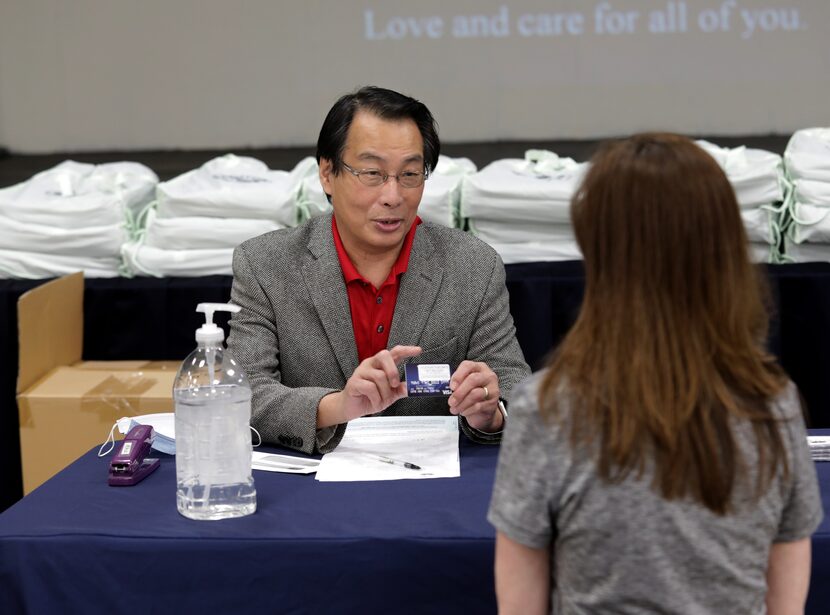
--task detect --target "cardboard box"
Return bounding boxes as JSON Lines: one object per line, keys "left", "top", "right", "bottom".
{"left": 17, "top": 273, "right": 178, "bottom": 494}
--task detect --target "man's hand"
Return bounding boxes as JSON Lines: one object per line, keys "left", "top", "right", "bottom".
{"left": 317, "top": 345, "right": 422, "bottom": 428}
{"left": 448, "top": 360, "right": 503, "bottom": 433}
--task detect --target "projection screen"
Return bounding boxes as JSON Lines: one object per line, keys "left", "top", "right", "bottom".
{"left": 0, "top": 0, "right": 827, "bottom": 152}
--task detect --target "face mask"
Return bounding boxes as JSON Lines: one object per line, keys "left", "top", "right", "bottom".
{"left": 98, "top": 413, "right": 176, "bottom": 457}
{"left": 97, "top": 413, "right": 261, "bottom": 457}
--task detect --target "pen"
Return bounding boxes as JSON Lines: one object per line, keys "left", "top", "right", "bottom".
{"left": 367, "top": 454, "right": 421, "bottom": 470}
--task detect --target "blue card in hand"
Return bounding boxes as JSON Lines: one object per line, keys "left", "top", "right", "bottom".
{"left": 405, "top": 363, "right": 452, "bottom": 397}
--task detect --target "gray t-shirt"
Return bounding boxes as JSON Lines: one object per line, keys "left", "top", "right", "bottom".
{"left": 488, "top": 372, "right": 823, "bottom": 615}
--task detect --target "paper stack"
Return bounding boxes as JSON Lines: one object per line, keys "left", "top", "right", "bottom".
{"left": 807, "top": 435, "right": 830, "bottom": 461}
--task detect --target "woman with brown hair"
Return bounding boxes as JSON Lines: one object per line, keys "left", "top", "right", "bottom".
{"left": 488, "top": 133, "right": 822, "bottom": 614}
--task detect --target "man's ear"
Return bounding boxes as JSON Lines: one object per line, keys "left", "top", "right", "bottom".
{"left": 319, "top": 158, "right": 334, "bottom": 198}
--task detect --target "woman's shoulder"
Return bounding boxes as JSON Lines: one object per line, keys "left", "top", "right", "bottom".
{"left": 769, "top": 379, "right": 804, "bottom": 422}
{"left": 506, "top": 371, "right": 547, "bottom": 412}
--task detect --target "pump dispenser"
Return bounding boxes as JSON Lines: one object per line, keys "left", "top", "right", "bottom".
{"left": 173, "top": 302, "right": 256, "bottom": 520}
{"left": 195, "top": 302, "right": 234, "bottom": 344}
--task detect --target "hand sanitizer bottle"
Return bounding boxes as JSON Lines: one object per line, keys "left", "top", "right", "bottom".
{"left": 174, "top": 303, "right": 256, "bottom": 520}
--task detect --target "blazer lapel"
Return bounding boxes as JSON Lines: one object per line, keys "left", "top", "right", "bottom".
{"left": 388, "top": 227, "right": 444, "bottom": 350}
{"left": 301, "top": 215, "right": 359, "bottom": 380}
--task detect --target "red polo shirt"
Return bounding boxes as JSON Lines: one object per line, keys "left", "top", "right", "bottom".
{"left": 332, "top": 216, "right": 421, "bottom": 362}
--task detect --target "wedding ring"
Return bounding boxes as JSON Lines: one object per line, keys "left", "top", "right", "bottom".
{"left": 482, "top": 385, "right": 490, "bottom": 401}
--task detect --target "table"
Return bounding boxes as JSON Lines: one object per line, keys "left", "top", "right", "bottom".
{"left": 4, "top": 262, "right": 830, "bottom": 514}
{"left": 0, "top": 439, "right": 499, "bottom": 615}
{"left": 1, "top": 434, "right": 829, "bottom": 614}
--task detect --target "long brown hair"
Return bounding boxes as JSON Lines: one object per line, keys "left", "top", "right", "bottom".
{"left": 540, "top": 133, "right": 788, "bottom": 514}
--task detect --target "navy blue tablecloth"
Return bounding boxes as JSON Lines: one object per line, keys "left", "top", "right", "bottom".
{"left": 0, "top": 438, "right": 499, "bottom": 615}
{"left": 1, "top": 433, "right": 828, "bottom": 614}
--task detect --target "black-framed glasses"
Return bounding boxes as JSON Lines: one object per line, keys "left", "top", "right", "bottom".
{"left": 341, "top": 162, "right": 428, "bottom": 188}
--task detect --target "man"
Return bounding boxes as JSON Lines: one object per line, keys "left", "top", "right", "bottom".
{"left": 228, "top": 86, "right": 530, "bottom": 454}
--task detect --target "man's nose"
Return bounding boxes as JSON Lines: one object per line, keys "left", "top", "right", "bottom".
{"left": 379, "top": 175, "right": 404, "bottom": 207}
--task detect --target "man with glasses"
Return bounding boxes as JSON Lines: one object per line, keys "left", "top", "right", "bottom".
{"left": 228, "top": 86, "right": 530, "bottom": 454}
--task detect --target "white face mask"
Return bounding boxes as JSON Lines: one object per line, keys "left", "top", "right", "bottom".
{"left": 97, "top": 413, "right": 261, "bottom": 457}
{"left": 98, "top": 413, "right": 176, "bottom": 457}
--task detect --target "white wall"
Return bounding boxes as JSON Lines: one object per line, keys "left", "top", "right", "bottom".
{"left": 1, "top": 0, "right": 828, "bottom": 153}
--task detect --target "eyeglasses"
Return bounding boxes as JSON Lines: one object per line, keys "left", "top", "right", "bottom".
{"left": 341, "top": 162, "right": 428, "bottom": 189}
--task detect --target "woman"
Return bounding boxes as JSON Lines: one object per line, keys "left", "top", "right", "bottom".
{"left": 488, "top": 133, "right": 822, "bottom": 614}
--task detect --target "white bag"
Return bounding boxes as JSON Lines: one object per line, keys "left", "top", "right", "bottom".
{"left": 784, "top": 127, "right": 830, "bottom": 182}
{"left": 0, "top": 248, "right": 121, "bottom": 279}
{"left": 297, "top": 175, "right": 332, "bottom": 222}
{"left": 696, "top": 141, "right": 786, "bottom": 208}
{"left": 141, "top": 209, "right": 282, "bottom": 250}
{"left": 155, "top": 155, "right": 317, "bottom": 225}
{"left": 791, "top": 179, "right": 830, "bottom": 208}
{"left": 486, "top": 240, "right": 583, "bottom": 264}
{"left": 121, "top": 241, "right": 233, "bottom": 277}
{"left": 469, "top": 218, "right": 576, "bottom": 245}
{"left": 488, "top": 238, "right": 771, "bottom": 265}
{"left": 783, "top": 236, "right": 830, "bottom": 263}
{"left": 740, "top": 207, "right": 780, "bottom": 245}
{"left": 419, "top": 156, "right": 476, "bottom": 228}
{"left": 0, "top": 160, "right": 157, "bottom": 229}
{"left": 461, "top": 153, "right": 588, "bottom": 225}
{"left": 0, "top": 214, "right": 127, "bottom": 257}
{"left": 787, "top": 203, "right": 830, "bottom": 244}
{"left": 748, "top": 242, "right": 775, "bottom": 264}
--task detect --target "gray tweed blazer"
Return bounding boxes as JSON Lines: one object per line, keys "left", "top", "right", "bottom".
{"left": 228, "top": 213, "right": 530, "bottom": 454}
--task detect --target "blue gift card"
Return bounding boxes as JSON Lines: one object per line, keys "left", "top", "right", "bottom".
{"left": 405, "top": 363, "right": 452, "bottom": 397}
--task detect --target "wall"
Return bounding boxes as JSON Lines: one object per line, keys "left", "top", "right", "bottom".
{"left": 0, "top": 0, "right": 828, "bottom": 153}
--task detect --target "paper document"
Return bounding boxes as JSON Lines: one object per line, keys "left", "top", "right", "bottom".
{"left": 315, "top": 416, "right": 459, "bottom": 482}
{"left": 252, "top": 452, "right": 320, "bottom": 474}
{"left": 807, "top": 436, "right": 830, "bottom": 461}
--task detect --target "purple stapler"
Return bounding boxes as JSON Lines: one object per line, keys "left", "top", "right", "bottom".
{"left": 108, "top": 424, "right": 160, "bottom": 486}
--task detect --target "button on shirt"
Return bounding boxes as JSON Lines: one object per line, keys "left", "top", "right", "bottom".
{"left": 332, "top": 216, "right": 422, "bottom": 362}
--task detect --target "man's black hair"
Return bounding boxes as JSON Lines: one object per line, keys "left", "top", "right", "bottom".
{"left": 316, "top": 86, "right": 440, "bottom": 176}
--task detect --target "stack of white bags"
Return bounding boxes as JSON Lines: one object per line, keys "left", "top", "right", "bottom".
{"left": 695, "top": 141, "right": 788, "bottom": 263}
{"left": 461, "top": 144, "right": 786, "bottom": 265}
{"left": 461, "top": 150, "right": 587, "bottom": 263}
{"left": 0, "top": 161, "right": 157, "bottom": 278}
{"left": 122, "top": 155, "right": 317, "bottom": 276}
{"left": 0, "top": 134, "right": 815, "bottom": 279}
{"left": 297, "top": 155, "right": 476, "bottom": 228}
{"left": 782, "top": 128, "right": 830, "bottom": 262}
{"left": 421, "top": 155, "right": 477, "bottom": 228}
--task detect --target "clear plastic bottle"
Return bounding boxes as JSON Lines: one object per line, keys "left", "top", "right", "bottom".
{"left": 174, "top": 303, "right": 256, "bottom": 520}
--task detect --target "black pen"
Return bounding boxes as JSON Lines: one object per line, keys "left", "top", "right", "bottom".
{"left": 366, "top": 454, "right": 421, "bottom": 470}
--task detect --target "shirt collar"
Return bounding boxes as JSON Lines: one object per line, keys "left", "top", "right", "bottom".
{"left": 332, "top": 215, "right": 422, "bottom": 286}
